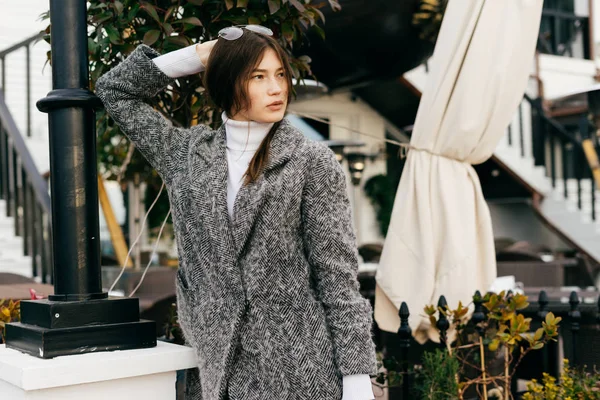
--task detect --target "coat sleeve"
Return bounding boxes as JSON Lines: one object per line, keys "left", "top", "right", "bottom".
{"left": 95, "top": 44, "right": 195, "bottom": 182}
{"left": 301, "top": 145, "right": 378, "bottom": 377}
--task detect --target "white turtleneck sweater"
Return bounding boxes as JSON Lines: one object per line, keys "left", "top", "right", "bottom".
{"left": 221, "top": 112, "right": 273, "bottom": 217}
{"left": 152, "top": 45, "right": 374, "bottom": 400}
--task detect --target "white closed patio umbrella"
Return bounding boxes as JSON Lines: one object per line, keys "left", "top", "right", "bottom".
{"left": 374, "top": 0, "right": 543, "bottom": 342}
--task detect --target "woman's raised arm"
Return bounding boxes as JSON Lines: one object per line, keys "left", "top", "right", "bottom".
{"left": 95, "top": 42, "right": 213, "bottom": 182}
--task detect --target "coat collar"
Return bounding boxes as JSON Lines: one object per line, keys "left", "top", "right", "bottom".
{"left": 191, "top": 117, "right": 305, "bottom": 262}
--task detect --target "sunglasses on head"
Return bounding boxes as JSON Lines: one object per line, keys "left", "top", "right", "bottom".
{"left": 217, "top": 25, "right": 274, "bottom": 41}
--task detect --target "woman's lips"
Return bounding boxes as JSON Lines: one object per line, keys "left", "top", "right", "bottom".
{"left": 267, "top": 101, "right": 284, "bottom": 111}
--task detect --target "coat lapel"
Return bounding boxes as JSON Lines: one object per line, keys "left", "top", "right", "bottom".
{"left": 231, "top": 118, "right": 304, "bottom": 261}
{"left": 189, "top": 125, "right": 236, "bottom": 263}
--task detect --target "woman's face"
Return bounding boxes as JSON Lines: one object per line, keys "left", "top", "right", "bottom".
{"left": 231, "top": 48, "right": 288, "bottom": 123}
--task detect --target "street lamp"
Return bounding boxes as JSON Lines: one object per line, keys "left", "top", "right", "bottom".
{"left": 323, "top": 139, "right": 366, "bottom": 163}
{"left": 5, "top": 0, "right": 155, "bottom": 359}
{"left": 346, "top": 152, "right": 367, "bottom": 185}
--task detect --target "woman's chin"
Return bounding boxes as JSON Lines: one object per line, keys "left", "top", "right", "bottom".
{"left": 255, "top": 110, "right": 286, "bottom": 123}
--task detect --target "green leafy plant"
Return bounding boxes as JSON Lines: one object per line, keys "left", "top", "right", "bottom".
{"left": 415, "top": 349, "right": 461, "bottom": 400}
{"left": 363, "top": 174, "right": 395, "bottom": 236}
{"left": 0, "top": 299, "right": 21, "bottom": 344}
{"left": 523, "top": 359, "right": 600, "bottom": 399}
{"left": 428, "top": 292, "right": 561, "bottom": 399}
{"left": 42, "top": 0, "right": 340, "bottom": 228}
{"left": 374, "top": 292, "right": 562, "bottom": 400}
{"left": 412, "top": 0, "right": 448, "bottom": 43}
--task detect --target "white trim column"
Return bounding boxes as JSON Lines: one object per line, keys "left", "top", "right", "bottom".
{"left": 0, "top": 341, "right": 196, "bottom": 399}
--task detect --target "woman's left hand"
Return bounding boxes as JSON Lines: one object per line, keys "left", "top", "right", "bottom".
{"left": 195, "top": 39, "right": 217, "bottom": 66}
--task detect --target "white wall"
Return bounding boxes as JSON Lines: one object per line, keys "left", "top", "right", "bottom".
{"left": 289, "top": 93, "right": 389, "bottom": 246}
{"left": 538, "top": 54, "right": 598, "bottom": 100}
{"left": 488, "top": 200, "right": 569, "bottom": 250}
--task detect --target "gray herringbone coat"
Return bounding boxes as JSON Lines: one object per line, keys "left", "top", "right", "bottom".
{"left": 96, "top": 45, "right": 377, "bottom": 400}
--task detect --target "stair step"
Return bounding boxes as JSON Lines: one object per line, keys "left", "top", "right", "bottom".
{"left": 0, "top": 217, "right": 14, "bottom": 231}
{"left": 0, "top": 235, "right": 24, "bottom": 247}
{"left": 0, "top": 257, "right": 33, "bottom": 279}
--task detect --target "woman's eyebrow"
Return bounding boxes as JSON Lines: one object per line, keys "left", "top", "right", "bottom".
{"left": 252, "top": 67, "right": 285, "bottom": 73}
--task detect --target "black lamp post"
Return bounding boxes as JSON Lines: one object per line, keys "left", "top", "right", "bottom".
{"left": 5, "top": 0, "right": 155, "bottom": 359}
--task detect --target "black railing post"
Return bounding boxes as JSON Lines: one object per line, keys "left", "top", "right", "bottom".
{"left": 552, "top": 15, "right": 561, "bottom": 54}
{"left": 568, "top": 291, "right": 581, "bottom": 366}
{"left": 531, "top": 97, "right": 546, "bottom": 166}
{"left": 13, "top": 151, "right": 21, "bottom": 237}
{"left": 29, "top": 186, "right": 38, "bottom": 279}
{"left": 25, "top": 44, "right": 31, "bottom": 138}
{"left": 398, "top": 302, "right": 412, "bottom": 400}
{"left": 518, "top": 104, "right": 525, "bottom": 157}
{"left": 0, "top": 56, "right": 4, "bottom": 95}
{"left": 537, "top": 291, "right": 552, "bottom": 375}
{"left": 436, "top": 295, "right": 450, "bottom": 349}
{"left": 550, "top": 133, "right": 557, "bottom": 188}
{"left": 472, "top": 291, "right": 485, "bottom": 328}
{"left": 0, "top": 127, "right": 5, "bottom": 200}
{"left": 596, "top": 295, "right": 600, "bottom": 325}
{"left": 561, "top": 141, "right": 568, "bottom": 199}
{"left": 4, "top": 0, "right": 155, "bottom": 359}
{"left": 21, "top": 167, "right": 29, "bottom": 256}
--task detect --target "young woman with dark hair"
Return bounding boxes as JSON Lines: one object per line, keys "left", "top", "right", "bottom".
{"left": 96, "top": 25, "right": 376, "bottom": 400}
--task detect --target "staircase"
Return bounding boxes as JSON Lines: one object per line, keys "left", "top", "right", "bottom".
{"left": 0, "top": 33, "right": 53, "bottom": 283}
{"left": 0, "top": 199, "right": 33, "bottom": 277}
{"left": 494, "top": 94, "right": 600, "bottom": 264}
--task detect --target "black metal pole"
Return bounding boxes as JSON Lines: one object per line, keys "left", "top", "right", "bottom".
{"left": 37, "top": 0, "right": 105, "bottom": 300}
{"left": 5, "top": 0, "right": 155, "bottom": 359}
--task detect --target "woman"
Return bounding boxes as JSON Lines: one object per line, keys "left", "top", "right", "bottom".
{"left": 96, "top": 25, "right": 377, "bottom": 400}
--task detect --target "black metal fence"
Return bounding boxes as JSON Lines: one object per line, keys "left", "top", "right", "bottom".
{"left": 538, "top": 7, "right": 592, "bottom": 60}
{"left": 378, "top": 289, "right": 600, "bottom": 399}
{"left": 0, "top": 33, "right": 53, "bottom": 283}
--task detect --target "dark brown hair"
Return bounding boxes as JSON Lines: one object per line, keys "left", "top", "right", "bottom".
{"left": 203, "top": 29, "right": 293, "bottom": 184}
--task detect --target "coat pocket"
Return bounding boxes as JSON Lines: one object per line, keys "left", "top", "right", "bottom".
{"left": 175, "top": 268, "right": 197, "bottom": 346}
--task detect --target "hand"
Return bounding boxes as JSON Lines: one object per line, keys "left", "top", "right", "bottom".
{"left": 195, "top": 39, "right": 217, "bottom": 67}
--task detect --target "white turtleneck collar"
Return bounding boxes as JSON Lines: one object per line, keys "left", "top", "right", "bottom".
{"left": 222, "top": 111, "right": 274, "bottom": 151}
{"left": 221, "top": 112, "right": 275, "bottom": 218}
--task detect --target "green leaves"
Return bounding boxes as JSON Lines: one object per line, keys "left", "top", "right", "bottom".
{"left": 143, "top": 30, "right": 161, "bottom": 46}
{"left": 104, "top": 25, "right": 123, "bottom": 45}
{"left": 328, "top": 0, "right": 341, "bottom": 12}
{"left": 268, "top": 0, "right": 281, "bottom": 14}
{"left": 173, "top": 17, "right": 203, "bottom": 27}
{"left": 112, "top": 1, "right": 124, "bottom": 15}
{"left": 140, "top": 2, "right": 160, "bottom": 23}
{"left": 288, "top": 0, "right": 305, "bottom": 12}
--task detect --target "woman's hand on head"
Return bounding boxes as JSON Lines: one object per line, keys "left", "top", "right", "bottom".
{"left": 195, "top": 40, "right": 217, "bottom": 67}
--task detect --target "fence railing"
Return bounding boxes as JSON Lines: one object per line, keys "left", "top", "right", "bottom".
{"left": 0, "top": 32, "right": 53, "bottom": 283}
{"left": 0, "top": 32, "right": 44, "bottom": 138}
{"left": 521, "top": 94, "right": 597, "bottom": 224}
{"left": 538, "top": 8, "right": 592, "bottom": 60}
{"left": 381, "top": 289, "right": 600, "bottom": 399}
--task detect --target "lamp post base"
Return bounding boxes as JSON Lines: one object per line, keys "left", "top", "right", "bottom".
{"left": 5, "top": 298, "right": 156, "bottom": 359}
